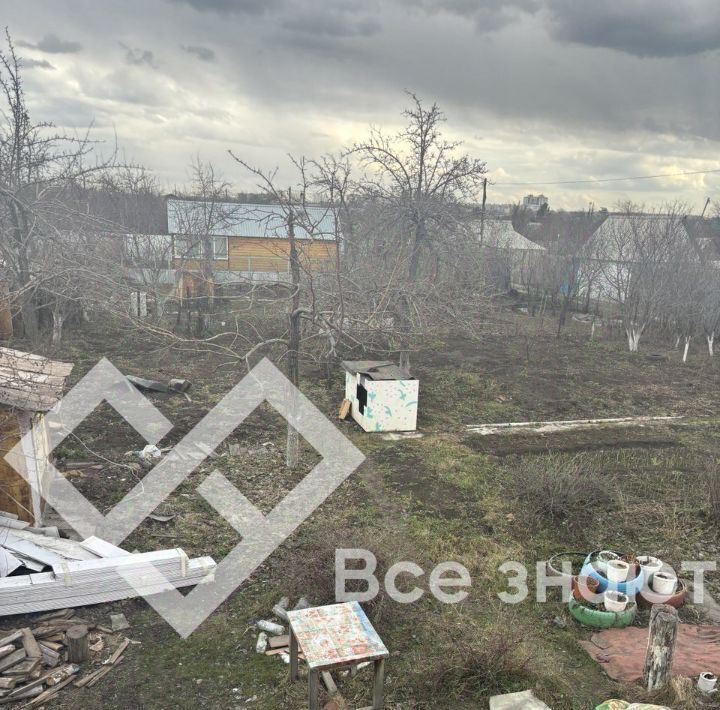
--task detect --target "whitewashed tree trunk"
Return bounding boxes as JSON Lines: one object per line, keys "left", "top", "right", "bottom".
{"left": 626, "top": 327, "right": 641, "bottom": 352}
{"left": 590, "top": 321, "right": 596, "bottom": 340}
{"left": 682, "top": 336, "right": 691, "bottom": 363}
{"left": 52, "top": 309, "right": 64, "bottom": 345}
{"left": 674, "top": 335, "right": 681, "bottom": 349}
{"left": 286, "top": 424, "right": 299, "bottom": 469}
{"left": 707, "top": 333, "right": 715, "bottom": 357}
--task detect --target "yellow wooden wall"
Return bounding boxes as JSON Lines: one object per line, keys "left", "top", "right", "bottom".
{"left": 0, "top": 411, "right": 32, "bottom": 523}
{"left": 173, "top": 238, "right": 337, "bottom": 273}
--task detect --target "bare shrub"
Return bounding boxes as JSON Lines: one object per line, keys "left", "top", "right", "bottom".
{"left": 411, "top": 613, "right": 533, "bottom": 699}
{"left": 512, "top": 454, "right": 613, "bottom": 522}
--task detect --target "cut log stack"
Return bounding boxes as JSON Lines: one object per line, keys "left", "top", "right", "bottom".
{"left": 0, "top": 611, "right": 129, "bottom": 704}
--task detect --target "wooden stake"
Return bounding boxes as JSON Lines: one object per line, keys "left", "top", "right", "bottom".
{"left": 643, "top": 604, "right": 678, "bottom": 691}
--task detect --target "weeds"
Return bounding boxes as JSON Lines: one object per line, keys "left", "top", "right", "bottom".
{"left": 512, "top": 453, "right": 614, "bottom": 523}
{"left": 411, "top": 613, "right": 533, "bottom": 700}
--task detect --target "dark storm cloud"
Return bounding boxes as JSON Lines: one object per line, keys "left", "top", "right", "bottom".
{"left": 18, "top": 33, "right": 82, "bottom": 53}
{"left": 182, "top": 45, "right": 216, "bottom": 61}
{"left": 120, "top": 43, "right": 158, "bottom": 68}
{"left": 21, "top": 57, "right": 55, "bottom": 70}
{"left": 168, "top": 0, "right": 284, "bottom": 15}
{"left": 281, "top": 14, "right": 381, "bottom": 38}
{"left": 401, "top": 0, "right": 540, "bottom": 31}
{"left": 544, "top": 0, "right": 720, "bottom": 58}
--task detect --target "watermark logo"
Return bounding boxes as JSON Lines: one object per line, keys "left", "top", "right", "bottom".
{"left": 5, "top": 357, "right": 365, "bottom": 637}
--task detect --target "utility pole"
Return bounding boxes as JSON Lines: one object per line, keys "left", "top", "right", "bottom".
{"left": 480, "top": 177, "right": 487, "bottom": 245}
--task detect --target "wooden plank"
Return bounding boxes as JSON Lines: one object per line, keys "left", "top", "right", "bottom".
{"left": 20, "top": 629, "right": 41, "bottom": 660}
{"left": 0, "top": 633, "right": 21, "bottom": 648}
{"left": 0, "top": 348, "right": 73, "bottom": 377}
{"left": 3, "top": 657, "right": 41, "bottom": 677}
{"left": 0, "top": 650, "right": 26, "bottom": 674}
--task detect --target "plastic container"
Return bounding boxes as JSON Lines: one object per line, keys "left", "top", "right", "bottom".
{"left": 638, "top": 579, "right": 687, "bottom": 609}
{"left": 652, "top": 571, "right": 677, "bottom": 596}
{"left": 698, "top": 672, "right": 717, "bottom": 694}
{"left": 604, "top": 590, "right": 629, "bottom": 612}
{"left": 595, "top": 550, "right": 620, "bottom": 575}
{"left": 581, "top": 553, "right": 645, "bottom": 596}
{"left": 606, "top": 559, "right": 630, "bottom": 583}
{"left": 637, "top": 555, "right": 663, "bottom": 584}
{"left": 572, "top": 575, "right": 601, "bottom": 602}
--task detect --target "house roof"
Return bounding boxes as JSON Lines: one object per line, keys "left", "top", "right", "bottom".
{"left": 683, "top": 216, "right": 720, "bottom": 262}
{"left": 586, "top": 213, "right": 692, "bottom": 262}
{"left": 341, "top": 361, "right": 414, "bottom": 381}
{"left": 167, "top": 199, "right": 338, "bottom": 241}
{"left": 477, "top": 219, "right": 545, "bottom": 251}
{"left": 0, "top": 348, "right": 73, "bottom": 412}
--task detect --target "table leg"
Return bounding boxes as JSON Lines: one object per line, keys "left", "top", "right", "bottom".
{"left": 289, "top": 629, "right": 299, "bottom": 683}
{"left": 372, "top": 658, "right": 385, "bottom": 709}
{"left": 308, "top": 669, "right": 320, "bottom": 710}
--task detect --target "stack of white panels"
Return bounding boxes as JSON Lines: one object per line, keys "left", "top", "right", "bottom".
{"left": 0, "top": 549, "right": 216, "bottom": 616}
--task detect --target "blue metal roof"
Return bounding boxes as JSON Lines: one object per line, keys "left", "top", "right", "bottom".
{"left": 167, "top": 198, "right": 338, "bottom": 241}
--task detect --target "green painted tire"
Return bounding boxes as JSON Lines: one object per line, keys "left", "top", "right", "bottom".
{"left": 568, "top": 598, "right": 637, "bottom": 629}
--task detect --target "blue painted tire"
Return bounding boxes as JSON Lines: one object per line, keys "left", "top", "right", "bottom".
{"left": 581, "top": 552, "right": 645, "bottom": 596}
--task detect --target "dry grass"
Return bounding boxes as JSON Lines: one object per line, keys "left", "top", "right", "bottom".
{"left": 703, "top": 461, "right": 720, "bottom": 524}
{"left": 511, "top": 453, "right": 614, "bottom": 523}
{"left": 409, "top": 612, "right": 534, "bottom": 701}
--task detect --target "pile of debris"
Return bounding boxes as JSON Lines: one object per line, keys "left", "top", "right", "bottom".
{"left": 0, "top": 609, "right": 130, "bottom": 704}
{"left": 0, "top": 514, "right": 216, "bottom": 615}
{"left": 254, "top": 596, "right": 311, "bottom": 664}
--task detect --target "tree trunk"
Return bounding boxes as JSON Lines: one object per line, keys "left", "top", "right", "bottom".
{"left": 683, "top": 336, "right": 691, "bottom": 363}
{"left": 66, "top": 625, "right": 89, "bottom": 664}
{"left": 286, "top": 207, "right": 301, "bottom": 470}
{"left": 21, "top": 297, "right": 39, "bottom": 341}
{"left": 626, "top": 326, "right": 641, "bottom": 352}
{"left": 643, "top": 604, "right": 678, "bottom": 691}
{"left": 708, "top": 333, "right": 715, "bottom": 357}
{"left": 51, "top": 308, "right": 64, "bottom": 345}
{"left": 399, "top": 350, "right": 411, "bottom": 373}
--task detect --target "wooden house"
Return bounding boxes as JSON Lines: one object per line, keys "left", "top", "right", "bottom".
{"left": 0, "top": 348, "right": 73, "bottom": 525}
{"left": 167, "top": 198, "right": 339, "bottom": 294}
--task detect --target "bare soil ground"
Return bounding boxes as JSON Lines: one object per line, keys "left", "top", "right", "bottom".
{"left": 2, "top": 313, "right": 720, "bottom": 709}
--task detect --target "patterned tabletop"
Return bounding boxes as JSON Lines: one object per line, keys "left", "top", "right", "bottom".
{"left": 287, "top": 601, "right": 389, "bottom": 670}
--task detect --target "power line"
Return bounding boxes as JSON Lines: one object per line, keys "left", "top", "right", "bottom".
{"left": 493, "top": 167, "right": 720, "bottom": 187}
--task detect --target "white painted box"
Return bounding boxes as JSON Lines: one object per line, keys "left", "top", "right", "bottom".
{"left": 342, "top": 361, "right": 419, "bottom": 432}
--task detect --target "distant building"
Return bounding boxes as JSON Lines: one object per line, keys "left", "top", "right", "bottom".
{"left": 484, "top": 203, "right": 514, "bottom": 218}
{"left": 522, "top": 194, "right": 549, "bottom": 213}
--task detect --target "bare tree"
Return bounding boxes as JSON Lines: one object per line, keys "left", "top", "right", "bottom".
{"left": 0, "top": 31, "right": 114, "bottom": 340}
{"left": 349, "top": 92, "right": 487, "bottom": 370}
{"left": 594, "top": 204, "right": 686, "bottom": 353}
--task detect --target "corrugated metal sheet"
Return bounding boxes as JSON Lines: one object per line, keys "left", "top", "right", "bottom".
{"left": 167, "top": 199, "right": 338, "bottom": 241}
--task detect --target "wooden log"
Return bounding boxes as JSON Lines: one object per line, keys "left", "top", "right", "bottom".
{"left": 643, "top": 604, "right": 679, "bottom": 691}
{"left": 20, "top": 628, "right": 41, "bottom": 659}
{"left": 66, "top": 625, "right": 89, "bottom": 664}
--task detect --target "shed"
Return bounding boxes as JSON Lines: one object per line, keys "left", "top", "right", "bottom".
{"left": 0, "top": 347, "right": 73, "bottom": 526}
{"left": 341, "top": 361, "right": 418, "bottom": 432}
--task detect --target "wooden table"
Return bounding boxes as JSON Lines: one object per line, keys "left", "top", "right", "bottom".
{"left": 287, "top": 601, "right": 389, "bottom": 710}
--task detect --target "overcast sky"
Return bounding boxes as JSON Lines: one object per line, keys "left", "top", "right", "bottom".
{"left": 6, "top": 0, "right": 720, "bottom": 211}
